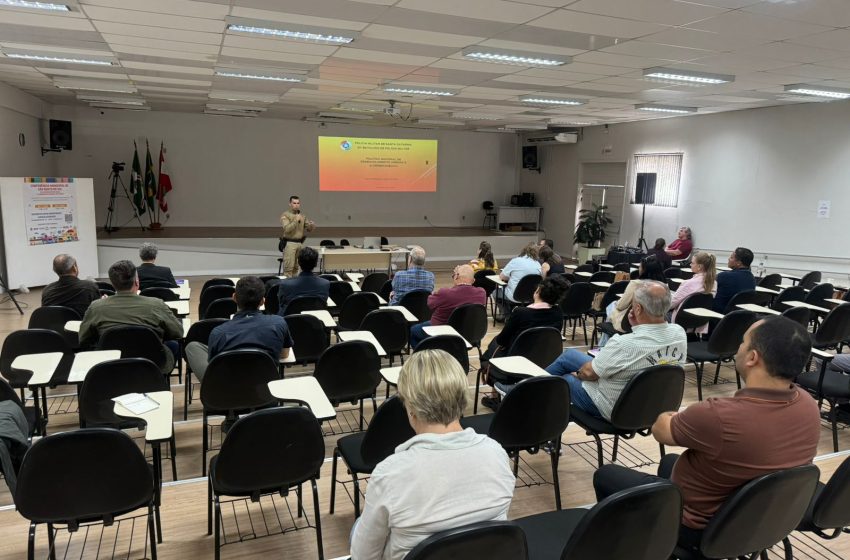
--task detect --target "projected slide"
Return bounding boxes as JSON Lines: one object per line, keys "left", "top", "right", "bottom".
{"left": 318, "top": 136, "right": 438, "bottom": 192}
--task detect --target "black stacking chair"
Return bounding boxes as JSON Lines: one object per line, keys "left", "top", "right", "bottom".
{"left": 448, "top": 303, "right": 488, "bottom": 360}
{"left": 340, "top": 239, "right": 350, "bottom": 246}
{"left": 338, "top": 292, "right": 380, "bottom": 331}
{"left": 182, "top": 318, "right": 228, "bottom": 420}
{"left": 674, "top": 292, "right": 715, "bottom": 334}
{"left": 199, "top": 349, "right": 280, "bottom": 476}
{"left": 319, "top": 274, "right": 339, "bottom": 281}
{"left": 414, "top": 334, "right": 470, "bottom": 372}
{"left": 758, "top": 273, "right": 782, "bottom": 290}
{"left": 611, "top": 263, "right": 631, "bottom": 273}
{"left": 568, "top": 264, "right": 593, "bottom": 283}
{"left": 570, "top": 365, "right": 685, "bottom": 468}
{"left": 406, "top": 521, "right": 528, "bottom": 560}
{"left": 772, "top": 285, "right": 808, "bottom": 312}
{"left": 806, "top": 283, "right": 835, "bottom": 318}
{"left": 329, "top": 396, "right": 415, "bottom": 517}
{"left": 515, "top": 482, "right": 682, "bottom": 560}
{"left": 199, "top": 285, "right": 235, "bottom": 319}
{"left": 588, "top": 281, "right": 629, "bottom": 346}
{"left": 96, "top": 280, "right": 115, "bottom": 292}
{"left": 361, "top": 272, "right": 389, "bottom": 294}
{"left": 259, "top": 275, "right": 280, "bottom": 286}
{"left": 399, "top": 290, "right": 432, "bottom": 322}
{"left": 589, "top": 271, "right": 615, "bottom": 284}
{"left": 208, "top": 408, "right": 325, "bottom": 560}
{"left": 781, "top": 305, "right": 810, "bottom": 328}
{"left": 15, "top": 429, "right": 157, "bottom": 560}
{"left": 800, "top": 271, "right": 822, "bottom": 290}
{"left": 664, "top": 267, "right": 682, "bottom": 279}
{"left": 264, "top": 282, "right": 281, "bottom": 316}
{"left": 811, "top": 302, "right": 850, "bottom": 351}
{"left": 319, "top": 239, "right": 335, "bottom": 247}
{"left": 284, "top": 314, "right": 330, "bottom": 367}
{"left": 501, "top": 274, "right": 541, "bottom": 319}
{"left": 284, "top": 295, "right": 327, "bottom": 316}
{"left": 201, "top": 278, "right": 234, "bottom": 293}
{"left": 99, "top": 325, "right": 170, "bottom": 377}
{"left": 379, "top": 280, "right": 393, "bottom": 302}
{"left": 687, "top": 310, "right": 758, "bottom": 401}
{"left": 673, "top": 464, "right": 819, "bottom": 560}
{"left": 140, "top": 287, "right": 179, "bottom": 302}
{"left": 724, "top": 289, "right": 760, "bottom": 314}
{"left": 28, "top": 305, "right": 80, "bottom": 350}
{"left": 328, "top": 281, "right": 354, "bottom": 311}
{"left": 360, "top": 308, "right": 409, "bottom": 365}
{"left": 0, "top": 376, "right": 40, "bottom": 438}
{"left": 461, "top": 376, "right": 570, "bottom": 509}
{"left": 473, "top": 270, "right": 499, "bottom": 321}
{"left": 313, "top": 341, "right": 381, "bottom": 431}
{"left": 204, "top": 298, "right": 237, "bottom": 320}
{"left": 560, "top": 282, "right": 594, "bottom": 344}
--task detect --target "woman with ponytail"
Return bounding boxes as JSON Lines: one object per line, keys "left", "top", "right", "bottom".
{"left": 670, "top": 251, "right": 718, "bottom": 333}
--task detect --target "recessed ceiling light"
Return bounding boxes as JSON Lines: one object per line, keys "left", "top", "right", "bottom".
{"left": 452, "top": 112, "right": 503, "bottom": 120}
{"left": 214, "top": 70, "right": 303, "bottom": 82}
{"left": 462, "top": 47, "right": 568, "bottom": 67}
{"left": 55, "top": 80, "right": 137, "bottom": 93}
{"left": 0, "top": 0, "right": 68, "bottom": 10}
{"left": 635, "top": 103, "right": 698, "bottom": 114}
{"left": 519, "top": 95, "right": 584, "bottom": 106}
{"left": 549, "top": 119, "right": 596, "bottom": 126}
{"left": 784, "top": 83, "right": 850, "bottom": 99}
{"left": 643, "top": 67, "right": 734, "bottom": 85}
{"left": 227, "top": 24, "right": 354, "bottom": 45}
{"left": 383, "top": 86, "right": 456, "bottom": 96}
{"left": 5, "top": 52, "right": 113, "bottom": 65}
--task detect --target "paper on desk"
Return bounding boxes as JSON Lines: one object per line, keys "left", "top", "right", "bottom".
{"left": 113, "top": 393, "right": 160, "bottom": 414}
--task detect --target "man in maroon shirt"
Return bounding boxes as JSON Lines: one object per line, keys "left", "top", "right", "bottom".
{"left": 592, "top": 316, "right": 820, "bottom": 551}
{"left": 409, "top": 264, "right": 486, "bottom": 348}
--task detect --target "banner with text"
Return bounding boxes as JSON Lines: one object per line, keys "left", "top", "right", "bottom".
{"left": 23, "top": 179, "right": 79, "bottom": 245}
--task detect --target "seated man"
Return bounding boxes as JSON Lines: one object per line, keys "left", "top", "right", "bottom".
{"left": 712, "top": 246, "right": 756, "bottom": 312}
{"left": 41, "top": 253, "right": 100, "bottom": 318}
{"left": 277, "top": 246, "right": 329, "bottom": 314}
{"left": 409, "top": 264, "right": 486, "bottom": 348}
{"left": 389, "top": 246, "right": 435, "bottom": 305}
{"left": 544, "top": 281, "right": 687, "bottom": 420}
{"left": 538, "top": 238, "right": 562, "bottom": 264}
{"left": 137, "top": 242, "right": 178, "bottom": 290}
{"left": 79, "top": 260, "right": 183, "bottom": 374}
{"left": 593, "top": 316, "right": 820, "bottom": 550}
{"left": 186, "top": 276, "right": 293, "bottom": 381}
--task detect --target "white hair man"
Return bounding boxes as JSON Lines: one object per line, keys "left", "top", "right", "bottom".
{"left": 389, "top": 245, "right": 434, "bottom": 305}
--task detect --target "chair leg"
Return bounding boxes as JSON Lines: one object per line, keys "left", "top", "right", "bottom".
{"left": 359, "top": 399, "right": 364, "bottom": 431}
{"left": 201, "top": 413, "right": 208, "bottom": 477}
{"left": 149, "top": 504, "right": 158, "bottom": 560}
{"left": 170, "top": 435, "right": 178, "bottom": 481}
{"left": 207, "top": 476, "right": 213, "bottom": 535}
{"left": 352, "top": 472, "right": 362, "bottom": 518}
{"left": 591, "top": 432, "right": 604, "bottom": 468}
{"left": 713, "top": 361, "right": 721, "bottom": 384}
{"left": 512, "top": 453, "right": 520, "bottom": 477}
{"left": 582, "top": 317, "right": 588, "bottom": 346}
{"left": 47, "top": 522, "right": 55, "bottom": 560}
{"left": 782, "top": 536, "right": 794, "bottom": 560}
{"left": 297, "top": 483, "right": 303, "bottom": 518}
{"left": 329, "top": 449, "right": 339, "bottom": 514}
{"left": 611, "top": 434, "right": 620, "bottom": 463}
{"left": 473, "top": 369, "right": 482, "bottom": 414}
{"left": 659, "top": 443, "right": 666, "bottom": 461}
{"left": 27, "top": 522, "right": 36, "bottom": 560}
{"left": 695, "top": 362, "right": 704, "bottom": 402}
{"left": 312, "top": 478, "right": 325, "bottom": 560}
{"left": 830, "top": 400, "right": 839, "bottom": 453}
{"left": 183, "top": 370, "right": 191, "bottom": 421}
{"left": 550, "top": 439, "right": 562, "bottom": 510}
{"left": 214, "top": 495, "right": 221, "bottom": 560}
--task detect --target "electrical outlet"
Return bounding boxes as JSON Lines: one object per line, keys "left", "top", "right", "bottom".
{"left": 424, "top": 215, "right": 428, "bottom": 220}
{"left": 348, "top": 215, "right": 351, "bottom": 220}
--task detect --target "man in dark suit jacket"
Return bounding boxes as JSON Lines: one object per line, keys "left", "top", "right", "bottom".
{"left": 41, "top": 254, "right": 100, "bottom": 318}
{"left": 137, "top": 242, "right": 178, "bottom": 291}
{"left": 277, "top": 246, "right": 330, "bottom": 314}
{"left": 712, "top": 247, "right": 756, "bottom": 312}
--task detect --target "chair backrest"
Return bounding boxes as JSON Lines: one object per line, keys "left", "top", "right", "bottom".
{"left": 507, "top": 327, "right": 563, "bottom": 369}
{"left": 559, "top": 482, "right": 682, "bottom": 560}
{"left": 199, "top": 284, "right": 235, "bottom": 319}
{"left": 699, "top": 464, "right": 820, "bottom": 558}
{"left": 283, "top": 314, "right": 329, "bottom": 364}
{"left": 96, "top": 281, "right": 115, "bottom": 292}
{"left": 609, "top": 365, "right": 685, "bottom": 431}
{"left": 379, "top": 279, "right": 393, "bottom": 301}
{"left": 707, "top": 310, "right": 758, "bottom": 357}
{"left": 328, "top": 281, "right": 354, "bottom": 307}
{"left": 98, "top": 325, "right": 166, "bottom": 368}
{"left": 360, "top": 308, "right": 409, "bottom": 354}
{"left": 200, "top": 349, "right": 279, "bottom": 413}
{"left": 799, "top": 271, "right": 822, "bottom": 290}
{"left": 339, "top": 292, "right": 380, "bottom": 330}
{"left": 213, "top": 407, "right": 325, "bottom": 494}
{"left": 0, "top": 329, "right": 70, "bottom": 386}
{"left": 780, "top": 306, "right": 810, "bottom": 328}
{"left": 283, "top": 295, "right": 327, "bottom": 315}
{"left": 361, "top": 272, "right": 389, "bottom": 294}
{"left": 758, "top": 273, "right": 782, "bottom": 290}
{"left": 313, "top": 341, "right": 380, "bottom": 403}
{"left": 406, "top": 521, "right": 527, "bottom": 560}
{"left": 259, "top": 275, "right": 279, "bottom": 285}
{"left": 724, "top": 289, "right": 760, "bottom": 313}
{"left": 380, "top": 236, "right": 389, "bottom": 245}
{"left": 15, "top": 428, "right": 153, "bottom": 525}
{"left": 183, "top": 319, "right": 228, "bottom": 349}
{"left": 473, "top": 270, "right": 498, "bottom": 298}
{"left": 201, "top": 278, "right": 234, "bottom": 294}
{"left": 28, "top": 305, "right": 80, "bottom": 348}
{"left": 664, "top": 267, "right": 682, "bottom": 279}
{"left": 340, "top": 238, "right": 350, "bottom": 246}
{"left": 675, "top": 292, "right": 715, "bottom": 331}
{"left": 447, "top": 303, "right": 488, "bottom": 347}
{"left": 809, "top": 454, "right": 850, "bottom": 531}
{"left": 598, "top": 281, "right": 629, "bottom": 312}
{"left": 489, "top": 376, "right": 570, "bottom": 450}
{"left": 574, "top": 264, "right": 593, "bottom": 275}
{"left": 806, "top": 283, "right": 834, "bottom": 307}
{"left": 812, "top": 303, "right": 850, "bottom": 348}
{"left": 319, "top": 274, "right": 340, "bottom": 281}
{"left": 590, "top": 271, "right": 615, "bottom": 284}
{"left": 773, "top": 286, "right": 808, "bottom": 310}
{"left": 360, "top": 396, "right": 416, "bottom": 465}
{"left": 0, "top": 376, "right": 25, "bottom": 409}
{"left": 319, "top": 239, "right": 335, "bottom": 247}
{"left": 612, "top": 263, "right": 631, "bottom": 273}
{"left": 414, "top": 334, "right": 470, "bottom": 372}
{"left": 139, "top": 287, "right": 178, "bottom": 301}
{"left": 264, "top": 282, "right": 281, "bottom": 316}
{"left": 560, "top": 282, "right": 594, "bottom": 317}
{"left": 79, "top": 358, "right": 167, "bottom": 427}
{"left": 482, "top": 201, "right": 495, "bottom": 211}
{"left": 399, "top": 290, "right": 432, "bottom": 322}
{"left": 204, "top": 297, "right": 237, "bottom": 319}
{"left": 512, "top": 274, "right": 542, "bottom": 304}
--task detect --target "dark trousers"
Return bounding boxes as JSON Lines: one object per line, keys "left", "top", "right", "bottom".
{"left": 592, "top": 454, "right": 703, "bottom": 551}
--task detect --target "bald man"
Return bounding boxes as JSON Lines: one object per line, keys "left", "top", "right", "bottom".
{"left": 409, "top": 264, "right": 486, "bottom": 348}
{"left": 41, "top": 254, "right": 100, "bottom": 318}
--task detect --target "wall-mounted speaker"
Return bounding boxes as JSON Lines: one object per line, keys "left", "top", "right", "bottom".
{"left": 635, "top": 172, "right": 657, "bottom": 205}
{"left": 522, "top": 145, "right": 539, "bottom": 170}
{"left": 49, "top": 119, "right": 72, "bottom": 151}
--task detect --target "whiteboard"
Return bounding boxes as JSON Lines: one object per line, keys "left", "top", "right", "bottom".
{"left": 0, "top": 177, "right": 98, "bottom": 288}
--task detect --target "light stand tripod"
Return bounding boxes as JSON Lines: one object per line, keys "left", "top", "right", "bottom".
{"left": 104, "top": 161, "right": 145, "bottom": 233}
{"left": 0, "top": 272, "right": 23, "bottom": 315}
{"left": 636, "top": 201, "right": 649, "bottom": 252}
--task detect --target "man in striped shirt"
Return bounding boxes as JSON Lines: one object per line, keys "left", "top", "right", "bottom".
{"left": 390, "top": 246, "right": 435, "bottom": 305}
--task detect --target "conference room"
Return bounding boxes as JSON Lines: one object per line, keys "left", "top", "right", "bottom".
{"left": 2, "top": 0, "right": 850, "bottom": 558}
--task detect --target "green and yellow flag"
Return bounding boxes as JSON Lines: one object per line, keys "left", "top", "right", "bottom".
{"left": 144, "top": 139, "right": 157, "bottom": 218}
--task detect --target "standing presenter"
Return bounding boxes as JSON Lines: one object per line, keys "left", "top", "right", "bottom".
{"left": 280, "top": 195, "right": 315, "bottom": 278}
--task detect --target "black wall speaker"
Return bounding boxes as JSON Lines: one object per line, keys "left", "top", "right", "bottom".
{"left": 522, "top": 146, "right": 539, "bottom": 170}
{"left": 49, "top": 119, "right": 72, "bottom": 150}
{"left": 635, "top": 172, "right": 657, "bottom": 204}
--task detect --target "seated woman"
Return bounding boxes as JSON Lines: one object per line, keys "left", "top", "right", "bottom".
{"left": 499, "top": 243, "right": 542, "bottom": 304}
{"left": 647, "top": 238, "right": 672, "bottom": 270}
{"left": 539, "top": 246, "right": 565, "bottom": 277}
{"left": 470, "top": 240, "right": 498, "bottom": 272}
{"left": 669, "top": 251, "right": 717, "bottom": 335}
{"left": 606, "top": 255, "right": 666, "bottom": 337}
{"left": 665, "top": 226, "right": 693, "bottom": 260}
{"left": 350, "top": 349, "right": 515, "bottom": 560}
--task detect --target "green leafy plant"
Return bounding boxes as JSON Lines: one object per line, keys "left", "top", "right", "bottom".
{"left": 574, "top": 204, "right": 613, "bottom": 248}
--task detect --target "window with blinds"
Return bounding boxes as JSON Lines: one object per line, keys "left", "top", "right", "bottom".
{"left": 629, "top": 153, "right": 683, "bottom": 208}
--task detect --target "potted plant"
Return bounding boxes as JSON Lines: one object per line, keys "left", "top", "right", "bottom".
{"left": 574, "top": 203, "right": 613, "bottom": 262}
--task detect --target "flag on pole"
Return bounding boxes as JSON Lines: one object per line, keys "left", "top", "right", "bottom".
{"left": 157, "top": 142, "right": 172, "bottom": 217}
{"left": 144, "top": 139, "right": 157, "bottom": 221}
{"left": 131, "top": 141, "right": 145, "bottom": 215}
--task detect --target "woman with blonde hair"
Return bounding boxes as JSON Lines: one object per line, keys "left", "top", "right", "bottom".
{"left": 669, "top": 251, "right": 718, "bottom": 334}
{"left": 350, "top": 349, "right": 515, "bottom": 560}
{"left": 470, "top": 240, "right": 498, "bottom": 271}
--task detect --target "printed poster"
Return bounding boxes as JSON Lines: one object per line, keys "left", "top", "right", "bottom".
{"left": 24, "top": 178, "right": 79, "bottom": 245}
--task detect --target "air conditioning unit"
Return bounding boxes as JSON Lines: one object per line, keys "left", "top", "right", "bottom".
{"left": 525, "top": 132, "right": 578, "bottom": 145}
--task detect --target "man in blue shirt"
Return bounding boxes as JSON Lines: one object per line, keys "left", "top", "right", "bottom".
{"left": 390, "top": 246, "right": 435, "bottom": 305}
{"left": 185, "top": 276, "right": 293, "bottom": 380}
{"left": 712, "top": 247, "right": 756, "bottom": 313}
{"left": 277, "top": 246, "right": 330, "bottom": 313}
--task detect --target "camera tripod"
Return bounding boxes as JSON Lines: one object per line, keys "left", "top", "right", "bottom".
{"left": 103, "top": 162, "right": 145, "bottom": 233}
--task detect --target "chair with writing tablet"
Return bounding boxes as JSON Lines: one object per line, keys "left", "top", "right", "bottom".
{"left": 800, "top": 271, "right": 822, "bottom": 290}
{"left": 406, "top": 521, "right": 527, "bottom": 560}
{"left": 361, "top": 272, "right": 389, "bottom": 294}
{"left": 687, "top": 310, "right": 758, "bottom": 401}
{"left": 29, "top": 305, "right": 81, "bottom": 351}
{"left": 182, "top": 319, "right": 228, "bottom": 420}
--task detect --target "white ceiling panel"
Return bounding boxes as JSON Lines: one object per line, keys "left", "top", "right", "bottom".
{"left": 92, "top": 21, "right": 222, "bottom": 44}
{"left": 331, "top": 48, "right": 437, "bottom": 67}
{"left": 220, "top": 46, "right": 327, "bottom": 65}
{"left": 493, "top": 74, "right": 576, "bottom": 87}
{"left": 82, "top": 5, "right": 225, "bottom": 33}
{"left": 362, "top": 24, "right": 482, "bottom": 48}
{"left": 80, "top": 0, "right": 230, "bottom": 18}
{"left": 738, "top": 42, "right": 846, "bottom": 65}
{"left": 566, "top": 0, "right": 725, "bottom": 26}
{"left": 742, "top": 0, "right": 850, "bottom": 28}
{"left": 100, "top": 34, "right": 221, "bottom": 55}
{"left": 477, "top": 39, "right": 587, "bottom": 57}
{"left": 37, "top": 67, "right": 128, "bottom": 79}
{"left": 638, "top": 27, "right": 770, "bottom": 52}
{"left": 229, "top": 6, "right": 368, "bottom": 31}
{"left": 0, "top": 42, "right": 111, "bottom": 57}
{"left": 688, "top": 11, "right": 832, "bottom": 41}
{"left": 789, "top": 29, "right": 850, "bottom": 53}
{"left": 601, "top": 40, "right": 713, "bottom": 61}
{"left": 109, "top": 45, "right": 217, "bottom": 63}
{"left": 527, "top": 9, "right": 670, "bottom": 39}
{"left": 0, "top": 10, "right": 95, "bottom": 31}
{"left": 129, "top": 75, "right": 212, "bottom": 86}
{"left": 222, "top": 35, "right": 339, "bottom": 56}
{"left": 396, "top": 0, "right": 553, "bottom": 24}
{"left": 573, "top": 51, "right": 669, "bottom": 69}
{"left": 120, "top": 61, "right": 213, "bottom": 75}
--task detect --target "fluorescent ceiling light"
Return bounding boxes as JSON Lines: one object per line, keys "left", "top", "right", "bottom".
{"left": 784, "top": 84, "right": 850, "bottom": 99}
{"left": 206, "top": 103, "right": 266, "bottom": 113}
{"left": 89, "top": 103, "right": 150, "bottom": 111}
{"left": 5, "top": 52, "right": 113, "bottom": 65}
{"left": 416, "top": 119, "right": 465, "bottom": 126}
{"left": 505, "top": 123, "right": 548, "bottom": 130}
{"left": 336, "top": 102, "right": 386, "bottom": 113}
{"left": 383, "top": 86, "right": 455, "bottom": 96}
{"left": 227, "top": 24, "right": 353, "bottom": 45}
{"left": 643, "top": 67, "right": 734, "bottom": 85}
{"left": 88, "top": 99, "right": 145, "bottom": 106}
{"left": 55, "top": 80, "right": 137, "bottom": 93}
{"left": 0, "top": 0, "right": 69, "bottom": 10}
{"left": 550, "top": 120, "right": 595, "bottom": 126}
{"left": 452, "top": 112, "right": 503, "bottom": 120}
{"left": 208, "top": 91, "right": 280, "bottom": 103}
{"left": 520, "top": 95, "right": 584, "bottom": 106}
{"left": 462, "top": 47, "right": 568, "bottom": 67}
{"left": 214, "top": 70, "right": 303, "bottom": 82}
{"left": 635, "top": 103, "right": 698, "bottom": 114}
{"left": 316, "top": 111, "right": 372, "bottom": 121}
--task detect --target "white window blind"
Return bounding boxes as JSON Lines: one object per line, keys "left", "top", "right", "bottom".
{"left": 629, "top": 153, "right": 683, "bottom": 208}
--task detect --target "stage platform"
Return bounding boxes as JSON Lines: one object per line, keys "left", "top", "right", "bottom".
{"left": 95, "top": 226, "right": 539, "bottom": 277}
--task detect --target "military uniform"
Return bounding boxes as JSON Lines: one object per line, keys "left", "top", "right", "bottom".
{"left": 280, "top": 209, "right": 315, "bottom": 277}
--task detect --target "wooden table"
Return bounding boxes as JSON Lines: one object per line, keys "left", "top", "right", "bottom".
{"left": 489, "top": 356, "right": 550, "bottom": 379}
{"left": 736, "top": 303, "right": 780, "bottom": 315}
{"left": 165, "top": 300, "right": 189, "bottom": 316}
{"left": 68, "top": 350, "right": 122, "bottom": 383}
{"left": 337, "top": 331, "right": 387, "bottom": 357}
{"left": 302, "top": 309, "right": 337, "bottom": 328}
{"left": 268, "top": 377, "right": 336, "bottom": 420}
{"left": 422, "top": 325, "right": 472, "bottom": 348}
{"left": 682, "top": 307, "right": 725, "bottom": 320}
